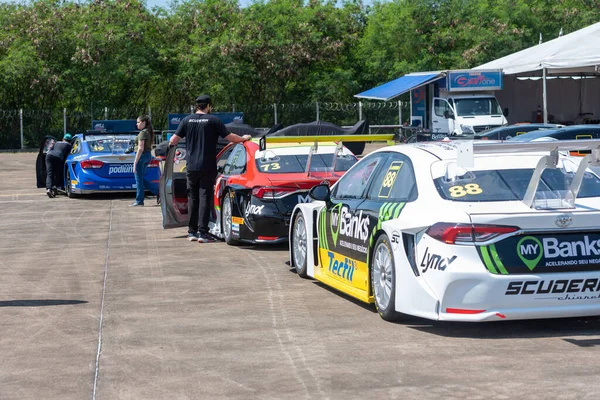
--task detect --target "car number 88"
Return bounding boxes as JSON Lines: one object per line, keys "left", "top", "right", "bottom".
{"left": 448, "top": 184, "right": 483, "bottom": 198}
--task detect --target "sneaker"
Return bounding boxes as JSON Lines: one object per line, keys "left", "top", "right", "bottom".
{"left": 188, "top": 232, "right": 199, "bottom": 241}
{"left": 129, "top": 202, "right": 144, "bottom": 207}
{"left": 52, "top": 186, "right": 58, "bottom": 196}
{"left": 198, "top": 233, "right": 216, "bottom": 243}
{"left": 46, "top": 189, "right": 55, "bottom": 198}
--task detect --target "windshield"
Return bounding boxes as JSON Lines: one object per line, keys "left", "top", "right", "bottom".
{"left": 454, "top": 97, "right": 502, "bottom": 117}
{"left": 435, "top": 167, "right": 600, "bottom": 202}
{"left": 255, "top": 153, "right": 357, "bottom": 174}
{"left": 86, "top": 135, "right": 136, "bottom": 153}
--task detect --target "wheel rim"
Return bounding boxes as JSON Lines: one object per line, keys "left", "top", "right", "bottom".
{"left": 223, "top": 198, "right": 232, "bottom": 239}
{"left": 293, "top": 215, "right": 307, "bottom": 270}
{"left": 373, "top": 242, "right": 393, "bottom": 311}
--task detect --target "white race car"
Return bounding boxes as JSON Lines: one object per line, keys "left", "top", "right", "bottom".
{"left": 289, "top": 140, "right": 600, "bottom": 322}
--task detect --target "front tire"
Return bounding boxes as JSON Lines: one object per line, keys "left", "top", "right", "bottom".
{"left": 371, "top": 234, "right": 404, "bottom": 322}
{"left": 291, "top": 212, "right": 308, "bottom": 278}
{"left": 221, "top": 194, "right": 239, "bottom": 246}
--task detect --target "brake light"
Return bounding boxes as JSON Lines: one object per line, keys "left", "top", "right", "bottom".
{"left": 252, "top": 186, "right": 297, "bottom": 199}
{"left": 80, "top": 160, "right": 104, "bottom": 169}
{"left": 426, "top": 223, "right": 519, "bottom": 244}
{"left": 148, "top": 158, "right": 160, "bottom": 168}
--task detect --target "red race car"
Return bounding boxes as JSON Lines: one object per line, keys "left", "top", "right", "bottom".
{"left": 160, "top": 138, "right": 358, "bottom": 245}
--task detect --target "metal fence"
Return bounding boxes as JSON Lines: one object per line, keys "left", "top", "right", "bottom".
{"left": 0, "top": 101, "right": 410, "bottom": 150}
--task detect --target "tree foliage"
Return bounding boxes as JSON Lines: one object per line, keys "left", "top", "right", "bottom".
{"left": 0, "top": 0, "right": 597, "bottom": 144}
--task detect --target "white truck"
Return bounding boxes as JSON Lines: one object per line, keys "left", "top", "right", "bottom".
{"left": 431, "top": 91, "right": 508, "bottom": 135}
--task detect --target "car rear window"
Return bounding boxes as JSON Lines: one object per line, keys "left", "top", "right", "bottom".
{"left": 434, "top": 168, "right": 600, "bottom": 201}
{"left": 255, "top": 153, "right": 357, "bottom": 174}
{"left": 87, "top": 135, "right": 135, "bottom": 153}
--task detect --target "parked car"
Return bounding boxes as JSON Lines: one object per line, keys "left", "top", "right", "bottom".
{"left": 474, "top": 123, "right": 563, "bottom": 140}
{"left": 160, "top": 139, "right": 358, "bottom": 245}
{"left": 289, "top": 139, "right": 600, "bottom": 322}
{"left": 508, "top": 125, "right": 600, "bottom": 156}
{"left": 36, "top": 132, "right": 160, "bottom": 198}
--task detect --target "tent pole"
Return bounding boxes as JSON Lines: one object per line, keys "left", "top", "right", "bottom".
{"left": 542, "top": 68, "right": 548, "bottom": 123}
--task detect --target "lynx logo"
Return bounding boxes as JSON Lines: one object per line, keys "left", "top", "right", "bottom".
{"left": 108, "top": 164, "right": 133, "bottom": 174}
{"left": 326, "top": 251, "right": 355, "bottom": 282}
{"left": 419, "top": 247, "right": 456, "bottom": 273}
{"left": 298, "top": 194, "right": 311, "bottom": 204}
{"left": 245, "top": 204, "right": 264, "bottom": 216}
{"left": 330, "top": 204, "right": 370, "bottom": 245}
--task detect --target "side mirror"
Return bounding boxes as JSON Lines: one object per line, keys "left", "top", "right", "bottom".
{"left": 443, "top": 110, "right": 454, "bottom": 119}
{"left": 503, "top": 107, "right": 510, "bottom": 117}
{"left": 309, "top": 184, "right": 330, "bottom": 202}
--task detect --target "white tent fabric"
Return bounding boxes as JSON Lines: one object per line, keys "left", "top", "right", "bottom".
{"left": 474, "top": 22, "right": 600, "bottom": 75}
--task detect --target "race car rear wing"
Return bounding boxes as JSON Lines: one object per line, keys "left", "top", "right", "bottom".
{"left": 258, "top": 134, "right": 396, "bottom": 177}
{"left": 258, "top": 134, "right": 396, "bottom": 151}
{"left": 456, "top": 140, "right": 600, "bottom": 209}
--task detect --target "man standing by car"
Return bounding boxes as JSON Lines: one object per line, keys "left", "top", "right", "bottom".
{"left": 45, "top": 133, "right": 73, "bottom": 198}
{"left": 169, "top": 95, "right": 251, "bottom": 243}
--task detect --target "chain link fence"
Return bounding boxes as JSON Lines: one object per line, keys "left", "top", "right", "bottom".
{"left": 0, "top": 101, "right": 410, "bottom": 150}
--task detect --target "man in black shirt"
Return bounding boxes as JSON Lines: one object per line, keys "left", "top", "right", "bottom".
{"left": 169, "top": 95, "right": 251, "bottom": 243}
{"left": 45, "top": 133, "right": 73, "bottom": 198}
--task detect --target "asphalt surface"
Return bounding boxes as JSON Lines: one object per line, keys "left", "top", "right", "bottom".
{"left": 2, "top": 149, "right": 600, "bottom": 400}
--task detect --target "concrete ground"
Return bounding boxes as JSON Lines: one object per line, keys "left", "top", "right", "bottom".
{"left": 1, "top": 149, "right": 600, "bottom": 400}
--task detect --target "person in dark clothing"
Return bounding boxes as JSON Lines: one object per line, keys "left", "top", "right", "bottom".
{"left": 45, "top": 133, "right": 73, "bottom": 198}
{"left": 169, "top": 95, "right": 251, "bottom": 243}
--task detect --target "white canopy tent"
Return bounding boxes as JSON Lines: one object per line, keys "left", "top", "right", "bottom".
{"left": 474, "top": 21, "right": 600, "bottom": 124}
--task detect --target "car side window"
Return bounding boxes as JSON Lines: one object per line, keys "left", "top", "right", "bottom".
{"left": 71, "top": 139, "right": 81, "bottom": 154}
{"left": 367, "top": 153, "right": 417, "bottom": 201}
{"left": 331, "top": 153, "right": 384, "bottom": 199}
{"left": 217, "top": 146, "right": 234, "bottom": 171}
{"left": 223, "top": 145, "right": 246, "bottom": 175}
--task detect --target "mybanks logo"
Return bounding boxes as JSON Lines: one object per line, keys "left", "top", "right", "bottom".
{"left": 330, "top": 203, "right": 369, "bottom": 245}
{"left": 517, "top": 236, "right": 543, "bottom": 271}
{"left": 517, "top": 235, "right": 600, "bottom": 270}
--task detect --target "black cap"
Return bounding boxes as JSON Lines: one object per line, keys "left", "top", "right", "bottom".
{"left": 195, "top": 94, "right": 212, "bottom": 105}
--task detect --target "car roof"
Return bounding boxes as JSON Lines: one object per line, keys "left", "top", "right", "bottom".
{"left": 477, "top": 123, "right": 558, "bottom": 136}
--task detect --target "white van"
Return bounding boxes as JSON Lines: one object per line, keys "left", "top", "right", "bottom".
{"left": 431, "top": 92, "right": 507, "bottom": 135}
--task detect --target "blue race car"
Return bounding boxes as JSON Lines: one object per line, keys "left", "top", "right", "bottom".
{"left": 36, "top": 132, "right": 160, "bottom": 198}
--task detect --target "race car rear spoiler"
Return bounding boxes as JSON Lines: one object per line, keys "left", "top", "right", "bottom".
{"left": 258, "top": 134, "right": 396, "bottom": 151}
{"left": 258, "top": 134, "right": 397, "bottom": 177}
{"left": 456, "top": 139, "right": 600, "bottom": 210}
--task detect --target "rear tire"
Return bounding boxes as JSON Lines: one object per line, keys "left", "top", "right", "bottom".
{"left": 222, "top": 194, "right": 239, "bottom": 246}
{"left": 291, "top": 212, "right": 308, "bottom": 278}
{"left": 65, "top": 168, "right": 78, "bottom": 198}
{"left": 371, "top": 234, "right": 404, "bottom": 322}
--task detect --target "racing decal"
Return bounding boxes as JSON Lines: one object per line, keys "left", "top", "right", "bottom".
{"left": 378, "top": 161, "right": 403, "bottom": 198}
{"left": 318, "top": 248, "right": 368, "bottom": 291}
{"left": 330, "top": 204, "right": 370, "bottom": 245}
{"left": 366, "top": 202, "right": 406, "bottom": 265}
{"left": 448, "top": 184, "right": 482, "bottom": 198}
{"left": 480, "top": 233, "right": 600, "bottom": 274}
{"left": 505, "top": 278, "right": 600, "bottom": 300}
{"left": 232, "top": 216, "right": 244, "bottom": 225}
{"left": 108, "top": 164, "right": 133, "bottom": 175}
{"left": 298, "top": 194, "right": 311, "bottom": 204}
{"left": 259, "top": 162, "right": 281, "bottom": 172}
{"left": 245, "top": 204, "right": 264, "bottom": 216}
{"left": 419, "top": 248, "right": 456, "bottom": 273}
{"left": 391, "top": 231, "right": 400, "bottom": 251}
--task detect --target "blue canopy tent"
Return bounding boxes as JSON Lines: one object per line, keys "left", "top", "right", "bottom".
{"left": 355, "top": 72, "right": 444, "bottom": 101}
